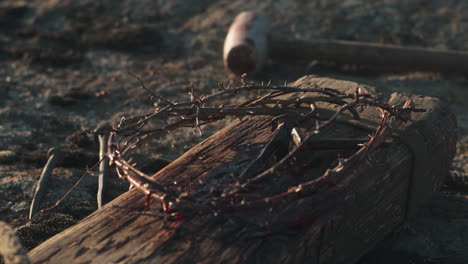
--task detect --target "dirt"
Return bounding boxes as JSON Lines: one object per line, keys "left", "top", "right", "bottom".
{"left": 0, "top": 0, "right": 467, "bottom": 263}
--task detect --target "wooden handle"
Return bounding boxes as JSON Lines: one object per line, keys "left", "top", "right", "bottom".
{"left": 270, "top": 37, "right": 468, "bottom": 74}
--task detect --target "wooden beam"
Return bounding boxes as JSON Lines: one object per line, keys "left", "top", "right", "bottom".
{"left": 28, "top": 77, "right": 457, "bottom": 264}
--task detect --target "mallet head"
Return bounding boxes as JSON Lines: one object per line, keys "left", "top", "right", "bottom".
{"left": 223, "top": 11, "right": 270, "bottom": 76}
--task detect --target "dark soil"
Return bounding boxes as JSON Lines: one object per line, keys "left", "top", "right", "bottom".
{"left": 1, "top": 0, "right": 468, "bottom": 263}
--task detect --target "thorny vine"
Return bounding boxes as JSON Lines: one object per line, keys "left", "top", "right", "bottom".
{"left": 36, "top": 74, "right": 425, "bottom": 221}
{"left": 97, "top": 74, "right": 426, "bottom": 221}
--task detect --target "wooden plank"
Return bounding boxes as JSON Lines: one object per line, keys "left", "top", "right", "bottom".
{"left": 28, "top": 76, "right": 457, "bottom": 264}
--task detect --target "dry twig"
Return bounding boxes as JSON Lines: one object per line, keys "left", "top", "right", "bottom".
{"left": 95, "top": 122, "right": 112, "bottom": 209}
{"left": 29, "top": 148, "right": 62, "bottom": 220}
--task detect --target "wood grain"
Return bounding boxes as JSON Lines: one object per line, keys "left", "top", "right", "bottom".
{"left": 270, "top": 37, "right": 468, "bottom": 74}
{"left": 28, "top": 76, "right": 457, "bottom": 264}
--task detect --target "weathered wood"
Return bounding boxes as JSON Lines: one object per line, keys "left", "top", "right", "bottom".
{"left": 28, "top": 76, "right": 457, "bottom": 264}
{"left": 270, "top": 37, "right": 468, "bottom": 74}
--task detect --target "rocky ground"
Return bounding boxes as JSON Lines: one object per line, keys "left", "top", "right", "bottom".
{"left": 0, "top": 0, "right": 467, "bottom": 263}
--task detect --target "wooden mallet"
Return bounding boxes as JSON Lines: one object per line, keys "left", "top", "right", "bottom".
{"left": 224, "top": 11, "right": 468, "bottom": 75}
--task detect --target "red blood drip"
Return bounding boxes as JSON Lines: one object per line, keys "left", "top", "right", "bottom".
{"left": 145, "top": 194, "right": 151, "bottom": 211}
{"left": 176, "top": 215, "right": 183, "bottom": 220}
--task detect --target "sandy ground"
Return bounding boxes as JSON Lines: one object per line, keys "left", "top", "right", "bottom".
{"left": 1, "top": 0, "right": 468, "bottom": 263}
